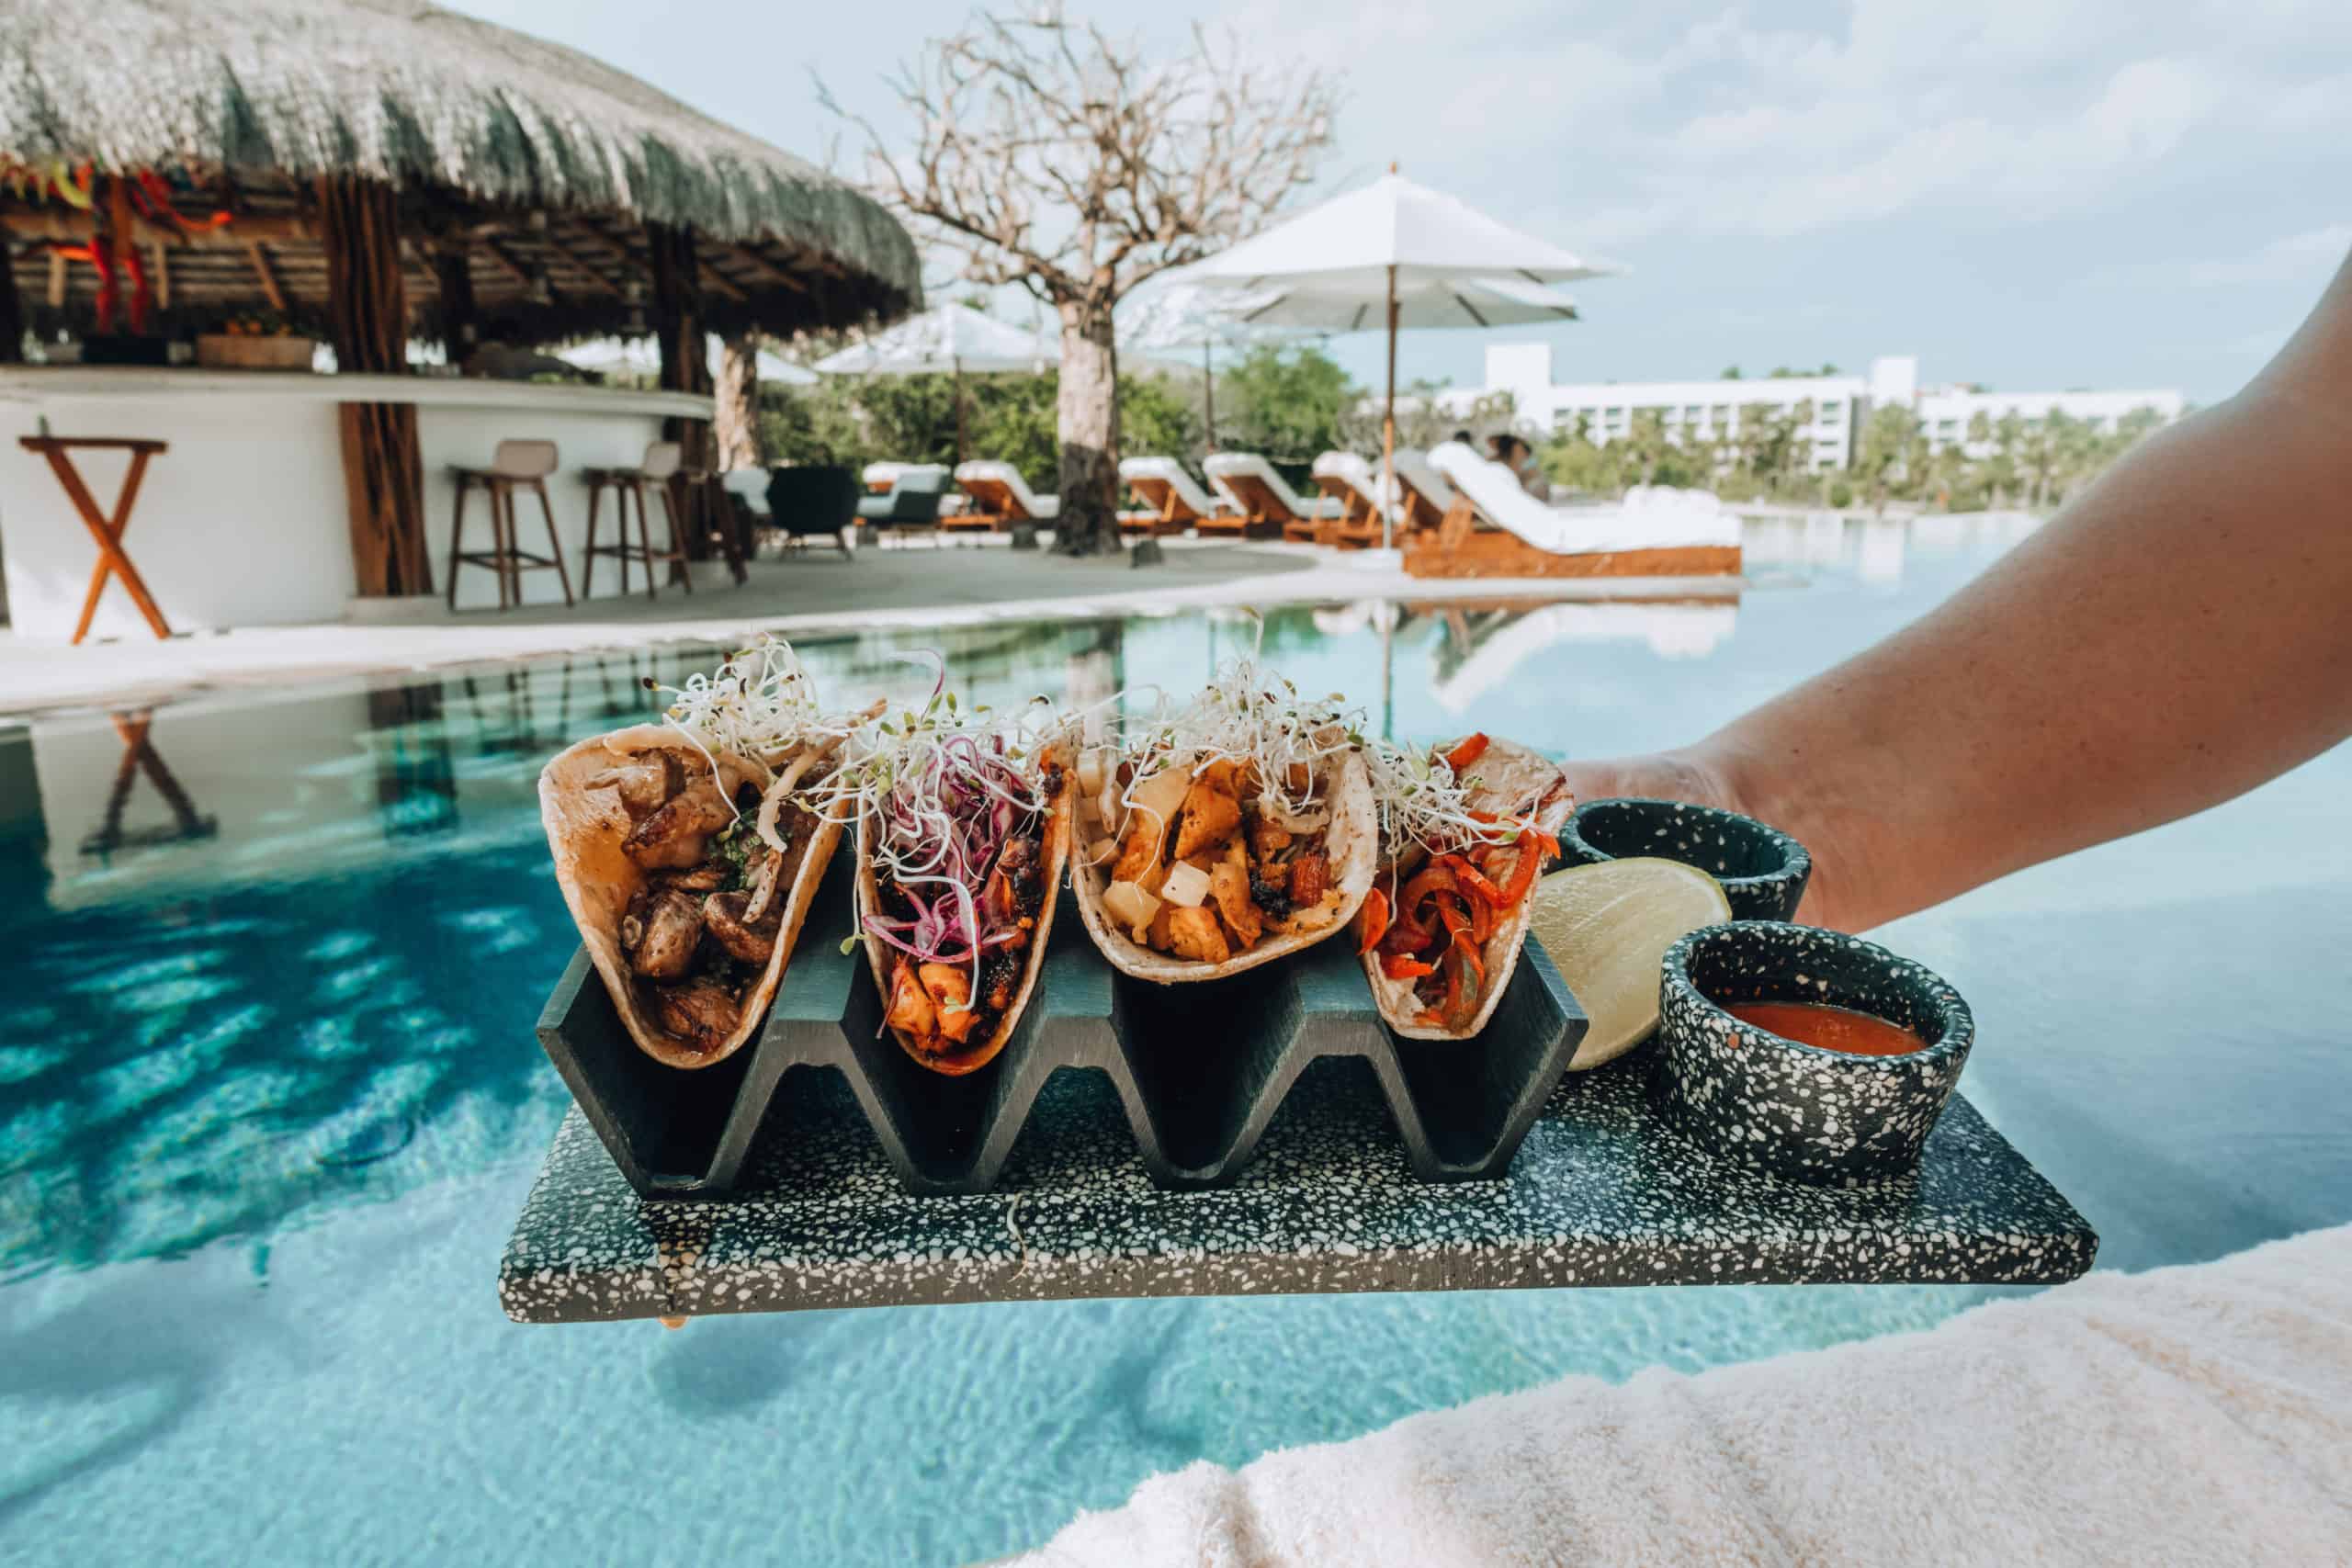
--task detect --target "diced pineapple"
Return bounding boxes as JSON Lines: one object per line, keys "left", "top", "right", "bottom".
{"left": 1077, "top": 749, "right": 1107, "bottom": 797}
{"left": 1159, "top": 860, "right": 1213, "bottom": 908}
{"left": 1102, "top": 879, "right": 1163, "bottom": 936}
{"left": 1087, "top": 835, "right": 1118, "bottom": 866}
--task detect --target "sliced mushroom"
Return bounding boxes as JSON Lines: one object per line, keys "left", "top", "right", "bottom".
{"left": 655, "top": 862, "right": 729, "bottom": 895}
{"left": 628, "top": 889, "right": 705, "bottom": 979}
{"left": 702, "top": 889, "right": 780, "bottom": 964}
{"left": 624, "top": 777, "right": 735, "bottom": 870}
{"left": 740, "top": 850, "right": 785, "bottom": 926}
{"left": 586, "top": 750, "right": 684, "bottom": 820}
{"left": 653, "top": 976, "right": 740, "bottom": 1051}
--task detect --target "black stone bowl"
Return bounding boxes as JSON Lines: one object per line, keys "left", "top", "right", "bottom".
{"left": 1652, "top": 921, "right": 1973, "bottom": 1185}
{"left": 1556, "top": 797, "right": 1811, "bottom": 921}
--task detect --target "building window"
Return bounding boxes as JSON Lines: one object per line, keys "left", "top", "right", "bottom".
{"left": 1937, "top": 419, "right": 1959, "bottom": 436}
{"left": 1818, "top": 403, "right": 1842, "bottom": 423}
{"left": 1710, "top": 404, "right": 1730, "bottom": 421}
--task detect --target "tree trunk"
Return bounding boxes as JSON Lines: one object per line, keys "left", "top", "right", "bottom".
{"left": 1054, "top": 298, "right": 1124, "bottom": 557}
{"left": 714, "top": 334, "right": 763, "bottom": 471}
{"left": 433, "top": 245, "right": 478, "bottom": 364}
{"left": 318, "top": 175, "right": 429, "bottom": 597}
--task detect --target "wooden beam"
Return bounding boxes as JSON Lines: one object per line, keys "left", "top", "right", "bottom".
{"left": 727, "top": 243, "right": 807, "bottom": 293}
{"left": 245, "top": 241, "right": 288, "bottom": 312}
{"left": 150, "top": 241, "right": 170, "bottom": 309}
{"left": 0, "top": 208, "right": 318, "bottom": 248}
{"left": 47, "top": 251, "right": 64, "bottom": 308}
{"left": 479, "top": 235, "right": 536, "bottom": 288}
{"left": 537, "top": 231, "right": 624, "bottom": 296}
{"left": 697, "top": 261, "right": 746, "bottom": 303}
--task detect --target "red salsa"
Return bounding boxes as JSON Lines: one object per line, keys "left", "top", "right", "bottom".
{"left": 1724, "top": 1000, "right": 1927, "bottom": 1057}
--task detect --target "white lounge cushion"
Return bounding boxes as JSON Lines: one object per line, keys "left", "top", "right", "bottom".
{"left": 1307, "top": 451, "right": 1399, "bottom": 524}
{"left": 1390, "top": 449, "right": 1459, "bottom": 515}
{"left": 1119, "top": 457, "right": 1224, "bottom": 519}
{"left": 862, "top": 460, "right": 911, "bottom": 488}
{"left": 953, "top": 460, "right": 1061, "bottom": 520}
{"left": 1429, "top": 441, "right": 1739, "bottom": 553}
{"left": 1203, "top": 452, "right": 1341, "bottom": 521}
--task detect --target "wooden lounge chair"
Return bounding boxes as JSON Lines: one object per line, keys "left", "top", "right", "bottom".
{"left": 950, "top": 460, "right": 1059, "bottom": 533}
{"left": 1410, "top": 441, "right": 1743, "bottom": 581}
{"left": 1306, "top": 452, "right": 1394, "bottom": 547}
{"left": 1202, "top": 453, "right": 1338, "bottom": 541}
{"left": 1118, "top": 457, "right": 1230, "bottom": 536}
{"left": 1391, "top": 449, "right": 1461, "bottom": 533}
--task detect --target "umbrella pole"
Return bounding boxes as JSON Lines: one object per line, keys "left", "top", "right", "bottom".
{"left": 1381, "top": 263, "right": 1399, "bottom": 552}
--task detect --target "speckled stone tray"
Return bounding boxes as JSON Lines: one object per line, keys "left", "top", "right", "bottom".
{"left": 498, "top": 1047, "right": 2098, "bottom": 1324}
{"left": 536, "top": 852, "right": 1585, "bottom": 1198}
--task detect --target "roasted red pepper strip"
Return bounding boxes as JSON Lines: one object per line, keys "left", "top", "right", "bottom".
{"left": 1443, "top": 733, "right": 1490, "bottom": 772}
{"left": 1398, "top": 865, "right": 1462, "bottom": 916}
{"left": 1494, "top": 833, "right": 1544, "bottom": 910}
{"left": 1382, "top": 953, "right": 1438, "bottom": 980}
{"left": 1438, "top": 853, "right": 1506, "bottom": 906}
{"left": 1355, "top": 886, "right": 1392, "bottom": 957}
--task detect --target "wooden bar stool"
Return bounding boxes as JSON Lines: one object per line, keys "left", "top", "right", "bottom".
{"left": 582, "top": 441, "right": 691, "bottom": 599}
{"left": 447, "top": 439, "right": 572, "bottom": 611}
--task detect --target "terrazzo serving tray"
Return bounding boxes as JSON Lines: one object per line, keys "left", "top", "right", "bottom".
{"left": 498, "top": 1047, "right": 2098, "bottom": 1323}
{"left": 535, "top": 852, "right": 1586, "bottom": 1199}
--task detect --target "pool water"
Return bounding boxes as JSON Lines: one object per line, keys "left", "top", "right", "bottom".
{"left": 4, "top": 513, "right": 2348, "bottom": 1564}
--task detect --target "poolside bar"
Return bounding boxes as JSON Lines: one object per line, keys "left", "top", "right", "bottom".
{"left": 0, "top": 0, "right": 921, "bottom": 641}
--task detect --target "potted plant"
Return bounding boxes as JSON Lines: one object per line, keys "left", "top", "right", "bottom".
{"left": 195, "top": 314, "right": 317, "bottom": 371}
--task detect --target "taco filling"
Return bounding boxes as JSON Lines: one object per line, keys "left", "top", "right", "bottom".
{"left": 601, "top": 746, "right": 829, "bottom": 1053}
{"left": 850, "top": 699, "right": 1068, "bottom": 1066}
{"left": 1356, "top": 732, "right": 1569, "bottom": 1033}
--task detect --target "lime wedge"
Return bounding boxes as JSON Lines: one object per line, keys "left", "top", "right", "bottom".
{"left": 1530, "top": 857, "right": 1732, "bottom": 1070}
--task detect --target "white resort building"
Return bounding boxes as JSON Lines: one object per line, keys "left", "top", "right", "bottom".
{"left": 1464, "top": 346, "right": 2187, "bottom": 471}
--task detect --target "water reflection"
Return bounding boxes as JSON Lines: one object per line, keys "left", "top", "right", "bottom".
{"left": 0, "top": 511, "right": 2029, "bottom": 1280}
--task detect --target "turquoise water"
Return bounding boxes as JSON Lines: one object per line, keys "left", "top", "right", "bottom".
{"left": 4, "top": 513, "right": 2349, "bottom": 1563}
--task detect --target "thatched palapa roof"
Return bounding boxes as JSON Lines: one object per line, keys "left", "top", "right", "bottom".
{"left": 0, "top": 0, "right": 921, "bottom": 342}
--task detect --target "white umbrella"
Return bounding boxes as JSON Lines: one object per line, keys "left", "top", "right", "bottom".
{"left": 813, "top": 303, "right": 1057, "bottom": 462}
{"left": 1115, "top": 283, "right": 1295, "bottom": 449}
{"left": 557, "top": 333, "right": 817, "bottom": 386}
{"left": 1180, "top": 168, "right": 1618, "bottom": 547}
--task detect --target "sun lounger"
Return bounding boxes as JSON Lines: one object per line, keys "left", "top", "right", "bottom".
{"left": 1390, "top": 449, "right": 1460, "bottom": 531}
{"left": 1307, "top": 452, "right": 1395, "bottom": 547}
{"left": 861, "top": 460, "right": 915, "bottom": 494}
{"left": 1413, "top": 440, "right": 1742, "bottom": 580}
{"left": 1118, "top": 457, "right": 1230, "bottom": 536}
{"left": 854, "top": 464, "right": 949, "bottom": 546}
{"left": 1202, "top": 453, "right": 1338, "bottom": 540}
{"left": 951, "top": 460, "right": 1059, "bottom": 532}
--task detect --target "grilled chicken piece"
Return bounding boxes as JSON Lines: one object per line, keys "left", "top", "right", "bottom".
{"left": 702, "top": 890, "right": 780, "bottom": 964}
{"left": 1173, "top": 771, "right": 1243, "bottom": 861}
{"left": 587, "top": 750, "right": 684, "bottom": 819}
{"left": 1289, "top": 851, "right": 1330, "bottom": 912}
{"left": 624, "top": 777, "right": 736, "bottom": 870}
{"left": 1165, "top": 906, "right": 1232, "bottom": 964}
{"left": 918, "top": 964, "right": 980, "bottom": 1044}
{"left": 1248, "top": 812, "right": 1294, "bottom": 861}
{"left": 654, "top": 976, "right": 740, "bottom": 1051}
{"left": 628, "top": 889, "right": 704, "bottom": 979}
{"left": 1111, "top": 807, "right": 1167, "bottom": 886}
{"left": 1209, "top": 839, "right": 1264, "bottom": 950}
{"left": 886, "top": 961, "right": 938, "bottom": 1040}
{"left": 656, "top": 863, "right": 729, "bottom": 894}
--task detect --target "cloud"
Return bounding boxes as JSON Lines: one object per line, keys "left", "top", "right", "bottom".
{"left": 2096, "top": 224, "right": 2352, "bottom": 289}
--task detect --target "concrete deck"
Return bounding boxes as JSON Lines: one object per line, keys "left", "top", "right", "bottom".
{"left": 0, "top": 535, "right": 1740, "bottom": 717}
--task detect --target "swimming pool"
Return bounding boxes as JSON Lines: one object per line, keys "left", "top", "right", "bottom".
{"left": 5, "top": 514, "right": 2348, "bottom": 1564}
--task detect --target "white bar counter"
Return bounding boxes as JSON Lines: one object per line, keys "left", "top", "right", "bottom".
{"left": 0, "top": 367, "right": 712, "bottom": 639}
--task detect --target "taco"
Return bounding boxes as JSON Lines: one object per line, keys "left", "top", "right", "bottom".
{"left": 537, "top": 639, "right": 846, "bottom": 1068}
{"left": 1068, "top": 663, "right": 1376, "bottom": 982}
{"left": 1354, "top": 732, "right": 1573, "bottom": 1039}
{"left": 846, "top": 699, "right": 1077, "bottom": 1076}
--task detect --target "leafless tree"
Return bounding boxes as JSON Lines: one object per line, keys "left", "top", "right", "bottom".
{"left": 829, "top": 11, "right": 1340, "bottom": 555}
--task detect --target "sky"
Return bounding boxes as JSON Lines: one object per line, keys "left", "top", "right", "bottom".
{"left": 449, "top": 0, "right": 2352, "bottom": 403}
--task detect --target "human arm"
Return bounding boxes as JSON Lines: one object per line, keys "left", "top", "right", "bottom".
{"left": 1566, "top": 252, "right": 2352, "bottom": 931}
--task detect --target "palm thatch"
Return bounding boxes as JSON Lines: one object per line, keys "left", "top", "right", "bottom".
{"left": 0, "top": 0, "right": 921, "bottom": 341}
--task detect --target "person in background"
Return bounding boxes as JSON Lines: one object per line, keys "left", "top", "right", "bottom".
{"left": 1488, "top": 433, "right": 1552, "bottom": 502}
{"left": 1559, "top": 248, "right": 2352, "bottom": 932}
{"left": 1448, "top": 429, "right": 1476, "bottom": 446}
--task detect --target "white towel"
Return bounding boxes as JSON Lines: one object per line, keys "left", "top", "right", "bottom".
{"left": 1012, "top": 1224, "right": 2352, "bottom": 1566}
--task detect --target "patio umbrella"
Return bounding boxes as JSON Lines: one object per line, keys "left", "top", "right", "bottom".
{"left": 1115, "top": 283, "right": 1293, "bottom": 450}
{"left": 813, "top": 303, "right": 1056, "bottom": 464}
{"left": 1178, "top": 168, "right": 1617, "bottom": 547}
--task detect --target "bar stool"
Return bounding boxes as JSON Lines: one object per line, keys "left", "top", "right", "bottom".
{"left": 582, "top": 441, "right": 692, "bottom": 599}
{"left": 447, "top": 439, "right": 572, "bottom": 610}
